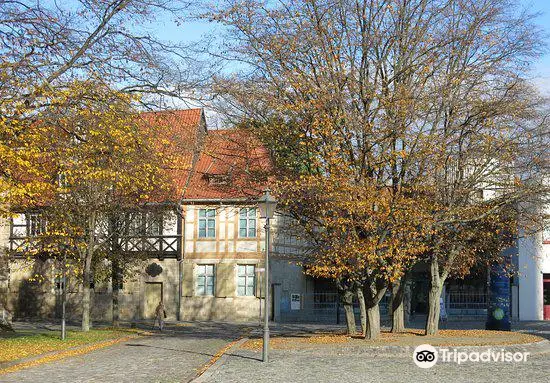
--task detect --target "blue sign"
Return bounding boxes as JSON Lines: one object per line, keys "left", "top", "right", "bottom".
{"left": 486, "top": 262, "right": 511, "bottom": 331}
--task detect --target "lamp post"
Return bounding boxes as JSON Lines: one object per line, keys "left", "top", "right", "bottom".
{"left": 60, "top": 244, "right": 67, "bottom": 340}
{"left": 258, "top": 188, "right": 277, "bottom": 363}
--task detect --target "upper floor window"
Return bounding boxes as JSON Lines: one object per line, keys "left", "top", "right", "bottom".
{"left": 196, "top": 264, "right": 215, "bottom": 296}
{"left": 239, "top": 208, "right": 257, "bottom": 238}
{"left": 12, "top": 213, "right": 47, "bottom": 237}
{"left": 29, "top": 214, "right": 47, "bottom": 236}
{"left": 237, "top": 264, "right": 255, "bottom": 296}
{"left": 127, "top": 212, "right": 162, "bottom": 237}
{"left": 144, "top": 212, "right": 162, "bottom": 236}
{"left": 198, "top": 208, "right": 216, "bottom": 238}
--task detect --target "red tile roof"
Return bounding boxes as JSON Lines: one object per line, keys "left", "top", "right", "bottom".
{"left": 145, "top": 109, "right": 271, "bottom": 202}
{"left": 140, "top": 109, "right": 206, "bottom": 202}
{"left": 184, "top": 129, "right": 272, "bottom": 200}
{"left": 9, "top": 108, "right": 269, "bottom": 208}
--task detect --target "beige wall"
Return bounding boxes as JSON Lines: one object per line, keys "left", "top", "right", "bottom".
{"left": 180, "top": 205, "right": 266, "bottom": 321}
{"left": 0, "top": 216, "right": 11, "bottom": 307}
{"left": 0, "top": 204, "right": 307, "bottom": 323}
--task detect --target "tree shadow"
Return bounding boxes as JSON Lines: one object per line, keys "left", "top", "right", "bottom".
{"left": 124, "top": 342, "right": 261, "bottom": 362}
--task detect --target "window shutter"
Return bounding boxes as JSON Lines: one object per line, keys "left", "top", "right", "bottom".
{"left": 255, "top": 269, "right": 265, "bottom": 298}
{"left": 215, "top": 263, "right": 236, "bottom": 297}
{"left": 181, "top": 263, "right": 194, "bottom": 296}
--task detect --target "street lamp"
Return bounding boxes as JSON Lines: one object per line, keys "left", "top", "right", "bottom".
{"left": 60, "top": 244, "right": 68, "bottom": 340}
{"left": 258, "top": 188, "right": 277, "bottom": 363}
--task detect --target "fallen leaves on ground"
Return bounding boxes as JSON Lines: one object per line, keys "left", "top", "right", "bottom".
{"left": 240, "top": 329, "right": 544, "bottom": 351}
{"left": 0, "top": 328, "right": 144, "bottom": 364}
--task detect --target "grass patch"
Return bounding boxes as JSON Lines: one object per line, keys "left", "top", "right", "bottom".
{"left": 0, "top": 328, "right": 143, "bottom": 363}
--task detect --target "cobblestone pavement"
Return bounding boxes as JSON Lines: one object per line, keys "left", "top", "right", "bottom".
{"left": 3, "top": 320, "right": 550, "bottom": 382}
{"left": 1, "top": 322, "right": 252, "bottom": 383}
{"left": 201, "top": 345, "right": 550, "bottom": 383}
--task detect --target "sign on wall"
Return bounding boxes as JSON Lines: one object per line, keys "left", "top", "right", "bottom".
{"left": 291, "top": 293, "right": 301, "bottom": 310}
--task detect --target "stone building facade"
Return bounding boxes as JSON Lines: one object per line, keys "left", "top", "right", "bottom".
{"left": 1, "top": 108, "right": 547, "bottom": 325}
{"left": 0, "top": 108, "right": 306, "bottom": 323}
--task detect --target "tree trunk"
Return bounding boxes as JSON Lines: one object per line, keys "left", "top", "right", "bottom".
{"left": 365, "top": 303, "right": 381, "bottom": 339}
{"left": 403, "top": 278, "right": 412, "bottom": 325}
{"left": 425, "top": 285, "right": 443, "bottom": 335}
{"left": 111, "top": 260, "right": 121, "bottom": 328}
{"left": 356, "top": 287, "right": 367, "bottom": 336}
{"left": 425, "top": 256, "right": 444, "bottom": 335}
{"left": 341, "top": 289, "right": 356, "bottom": 336}
{"left": 363, "top": 281, "right": 387, "bottom": 340}
{"left": 81, "top": 258, "right": 92, "bottom": 332}
{"left": 82, "top": 212, "right": 96, "bottom": 332}
{"left": 390, "top": 276, "right": 406, "bottom": 333}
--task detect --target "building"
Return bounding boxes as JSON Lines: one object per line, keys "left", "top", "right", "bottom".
{"left": 517, "top": 222, "right": 550, "bottom": 320}
{"left": 0, "top": 108, "right": 284, "bottom": 323}
{"left": 0, "top": 108, "right": 548, "bottom": 324}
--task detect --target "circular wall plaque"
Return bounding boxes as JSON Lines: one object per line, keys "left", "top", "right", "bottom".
{"left": 145, "top": 263, "right": 163, "bottom": 277}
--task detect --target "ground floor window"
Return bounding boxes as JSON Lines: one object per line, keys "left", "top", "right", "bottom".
{"left": 196, "top": 264, "right": 215, "bottom": 296}
{"left": 237, "top": 264, "right": 255, "bottom": 296}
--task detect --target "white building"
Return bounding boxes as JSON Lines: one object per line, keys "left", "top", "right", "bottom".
{"left": 517, "top": 221, "right": 550, "bottom": 320}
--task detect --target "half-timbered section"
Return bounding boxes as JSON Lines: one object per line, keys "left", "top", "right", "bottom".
{"left": 179, "top": 204, "right": 267, "bottom": 320}
{"left": 8, "top": 210, "right": 180, "bottom": 257}
{"left": 177, "top": 128, "right": 272, "bottom": 321}
{"left": 1, "top": 109, "right": 208, "bottom": 321}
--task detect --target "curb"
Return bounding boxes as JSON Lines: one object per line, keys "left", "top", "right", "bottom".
{"left": 191, "top": 338, "right": 250, "bottom": 383}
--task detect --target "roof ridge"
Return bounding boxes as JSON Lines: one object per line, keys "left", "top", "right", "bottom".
{"left": 139, "top": 107, "right": 203, "bottom": 114}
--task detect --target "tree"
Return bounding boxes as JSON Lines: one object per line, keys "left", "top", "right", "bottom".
{"left": 203, "top": 0, "right": 448, "bottom": 339}
{"left": 0, "top": 0, "right": 205, "bottom": 212}
{"left": 15, "top": 82, "right": 173, "bottom": 331}
{"left": 205, "top": 0, "right": 548, "bottom": 337}
{"left": 413, "top": 0, "right": 549, "bottom": 335}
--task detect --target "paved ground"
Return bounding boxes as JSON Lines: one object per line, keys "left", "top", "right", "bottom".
{"left": 2, "top": 320, "right": 550, "bottom": 383}
{"left": 201, "top": 347, "right": 550, "bottom": 383}
{"left": 249, "top": 319, "right": 550, "bottom": 340}
{"left": 199, "top": 320, "right": 550, "bottom": 383}
{"left": 1, "top": 322, "right": 252, "bottom": 383}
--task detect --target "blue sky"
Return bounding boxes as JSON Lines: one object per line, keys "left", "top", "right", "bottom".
{"left": 147, "top": 0, "right": 550, "bottom": 95}
{"left": 522, "top": 0, "right": 550, "bottom": 94}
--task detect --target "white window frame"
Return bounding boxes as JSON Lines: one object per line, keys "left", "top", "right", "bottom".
{"left": 239, "top": 208, "right": 257, "bottom": 238}
{"left": 196, "top": 264, "right": 215, "bottom": 296}
{"left": 28, "top": 213, "right": 46, "bottom": 236}
{"left": 198, "top": 208, "right": 216, "bottom": 238}
{"left": 237, "top": 264, "right": 255, "bottom": 296}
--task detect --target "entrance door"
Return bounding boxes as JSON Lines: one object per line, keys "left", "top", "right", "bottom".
{"left": 544, "top": 274, "right": 550, "bottom": 320}
{"left": 144, "top": 282, "right": 163, "bottom": 319}
{"left": 411, "top": 272, "right": 429, "bottom": 315}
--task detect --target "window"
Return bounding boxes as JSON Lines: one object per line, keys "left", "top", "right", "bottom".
{"left": 127, "top": 212, "right": 162, "bottom": 236}
{"left": 196, "top": 264, "right": 215, "bottom": 296}
{"left": 144, "top": 212, "right": 162, "bottom": 236}
{"left": 128, "top": 213, "right": 143, "bottom": 236}
{"left": 28, "top": 214, "right": 46, "bottom": 236}
{"left": 198, "top": 209, "right": 216, "bottom": 238}
{"left": 54, "top": 276, "right": 66, "bottom": 293}
{"left": 237, "top": 264, "right": 255, "bottom": 296}
{"left": 239, "top": 208, "right": 257, "bottom": 238}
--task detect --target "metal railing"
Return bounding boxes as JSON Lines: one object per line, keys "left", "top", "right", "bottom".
{"left": 446, "top": 291, "right": 487, "bottom": 317}
{"left": 280, "top": 292, "right": 391, "bottom": 324}
{"left": 278, "top": 290, "right": 488, "bottom": 323}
